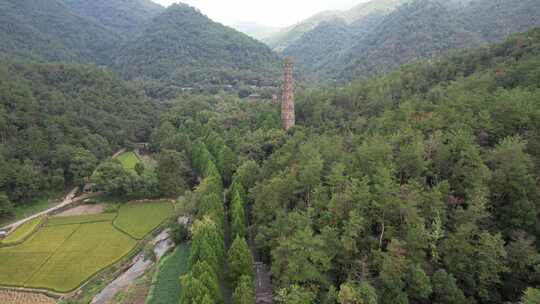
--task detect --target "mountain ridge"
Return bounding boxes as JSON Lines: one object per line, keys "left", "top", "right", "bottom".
{"left": 0, "top": 0, "right": 281, "bottom": 91}
{"left": 263, "top": 0, "right": 406, "bottom": 51}
{"left": 113, "top": 4, "right": 281, "bottom": 88}
{"left": 279, "top": 0, "right": 540, "bottom": 83}
{"left": 63, "top": 0, "right": 165, "bottom": 35}
{"left": 0, "top": 0, "right": 120, "bottom": 64}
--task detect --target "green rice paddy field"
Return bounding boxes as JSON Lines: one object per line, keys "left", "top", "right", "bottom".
{"left": 0, "top": 201, "right": 173, "bottom": 293}
{"left": 0, "top": 216, "right": 44, "bottom": 246}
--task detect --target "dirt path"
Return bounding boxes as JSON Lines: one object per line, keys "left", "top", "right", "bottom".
{"left": 248, "top": 226, "right": 273, "bottom": 304}
{"left": 1, "top": 189, "right": 102, "bottom": 233}
{"left": 111, "top": 148, "right": 127, "bottom": 159}
{"left": 254, "top": 262, "right": 273, "bottom": 304}
{"left": 55, "top": 204, "right": 105, "bottom": 217}
{"left": 91, "top": 230, "right": 174, "bottom": 304}
{"left": 1, "top": 148, "right": 126, "bottom": 234}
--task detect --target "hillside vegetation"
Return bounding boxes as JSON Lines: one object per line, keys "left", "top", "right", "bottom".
{"left": 0, "top": 1, "right": 280, "bottom": 92}
{"left": 114, "top": 4, "right": 281, "bottom": 89}
{"left": 0, "top": 0, "right": 119, "bottom": 64}
{"left": 264, "top": 0, "right": 405, "bottom": 51}
{"left": 0, "top": 61, "right": 156, "bottom": 216}
{"left": 279, "top": 0, "right": 540, "bottom": 83}
{"left": 150, "top": 28, "right": 540, "bottom": 304}
{"left": 63, "top": 0, "right": 164, "bottom": 36}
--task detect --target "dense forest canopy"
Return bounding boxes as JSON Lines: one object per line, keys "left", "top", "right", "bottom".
{"left": 150, "top": 28, "right": 540, "bottom": 304}
{"left": 0, "top": 60, "right": 156, "bottom": 212}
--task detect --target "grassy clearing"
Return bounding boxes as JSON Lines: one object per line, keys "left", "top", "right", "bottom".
{"left": 46, "top": 213, "right": 116, "bottom": 226}
{"left": 117, "top": 151, "right": 141, "bottom": 173}
{"left": 27, "top": 222, "right": 136, "bottom": 292}
{"left": 146, "top": 243, "right": 190, "bottom": 304}
{"left": 114, "top": 202, "right": 173, "bottom": 239}
{"left": 1, "top": 217, "right": 44, "bottom": 245}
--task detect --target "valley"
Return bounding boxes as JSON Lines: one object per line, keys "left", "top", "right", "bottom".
{"left": 0, "top": 0, "right": 540, "bottom": 303}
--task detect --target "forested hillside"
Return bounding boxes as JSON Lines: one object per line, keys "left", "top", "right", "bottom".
{"left": 63, "top": 0, "right": 165, "bottom": 35}
{"left": 335, "top": 0, "right": 482, "bottom": 80}
{"left": 264, "top": 0, "right": 404, "bottom": 52}
{"left": 0, "top": 60, "right": 156, "bottom": 215}
{"left": 0, "top": 0, "right": 119, "bottom": 64}
{"left": 0, "top": 1, "right": 280, "bottom": 92}
{"left": 151, "top": 28, "right": 540, "bottom": 304}
{"left": 114, "top": 4, "right": 281, "bottom": 90}
{"left": 280, "top": 0, "right": 540, "bottom": 83}
{"left": 0, "top": 0, "right": 163, "bottom": 64}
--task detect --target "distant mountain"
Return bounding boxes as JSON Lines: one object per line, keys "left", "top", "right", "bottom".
{"left": 264, "top": 0, "right": 405, "bottom": 51}
{"left": 232, "top": 22, "right": 281, "bottom": 41}
{"left": 63, "top": 0, "right": 165, "bottom": 35}
{"left": 282, "top": 11, "right": 387, "bottom": 79}
{"left": 463, "top": 0, "right": 540, "bottom": 43}
{"left": 0, "top": 0, "right": 119, "bottom": 64}
{"left": 342, "top": 0, "right": 406, "bottom": 22}
{"left": 0, "top": 1, "right": 281, "bottom": 90}
{"left": 114, "top": 4, "right": 281, "bottom": 88}
{"left": 263, "top": 11, "right": 344, "bottom": 52}
{"left": 279, "top": 0, "right": 540, "bottom": 83}
{"left": 338, "top": 0, "right": 540, "bottom": 81}
{"left": 281, "top": 20, "right": 358, "bottom": 79}
{"left": 336, "top": 0, "right": 483, "bottom": 80}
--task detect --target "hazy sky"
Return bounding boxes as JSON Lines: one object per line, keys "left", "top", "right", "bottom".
{"left": 151, "top": 0, "right": 366, "bottom": 27}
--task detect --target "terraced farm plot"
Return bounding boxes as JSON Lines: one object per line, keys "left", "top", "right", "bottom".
{"left": 114, "top": 202, "right": 173, "bottom": 239}
{"left": 46, "top": 213, "right": 116, "bottom": 226}
{"left": 0, "top": 224, "right": 79, "bottom": 286}
{"left": 1, "top": 216, "right": 44, "bottom": 245}
{"left": 27, "top": 222, "right": 136, "bottom": 292}
{"left": 0, "top": 202, "right": 172, "bottom": 293}
{"left": 117, "top": 151, "right": 141, "bottom": 173}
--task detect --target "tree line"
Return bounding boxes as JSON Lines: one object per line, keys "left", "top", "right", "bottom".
{"left": 152, "top": 28, "right": 540, "bottom": 304}
{"left": 172, "top": 132, "right": 255, "bottom": 303}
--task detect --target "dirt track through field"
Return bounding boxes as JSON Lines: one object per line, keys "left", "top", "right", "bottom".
{"left": 1, "top": 149, "right": 126, "bottom": 234}
{"left": 1, "top": 189, "right": 102, "bottom": 233}
{"left": 55, "top": 204, "right": 105, "bottom": 217}
{"left": 91, "top": 230, "right": 173, "bottom": 304}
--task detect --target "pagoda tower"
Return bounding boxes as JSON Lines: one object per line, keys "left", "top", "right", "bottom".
{"left": 281, "top": 58, "right": 295, "bottom": 130}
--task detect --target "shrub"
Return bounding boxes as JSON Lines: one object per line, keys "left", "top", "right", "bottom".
{"left": 171, "top": 223, "right": 190, "bottom": 244}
